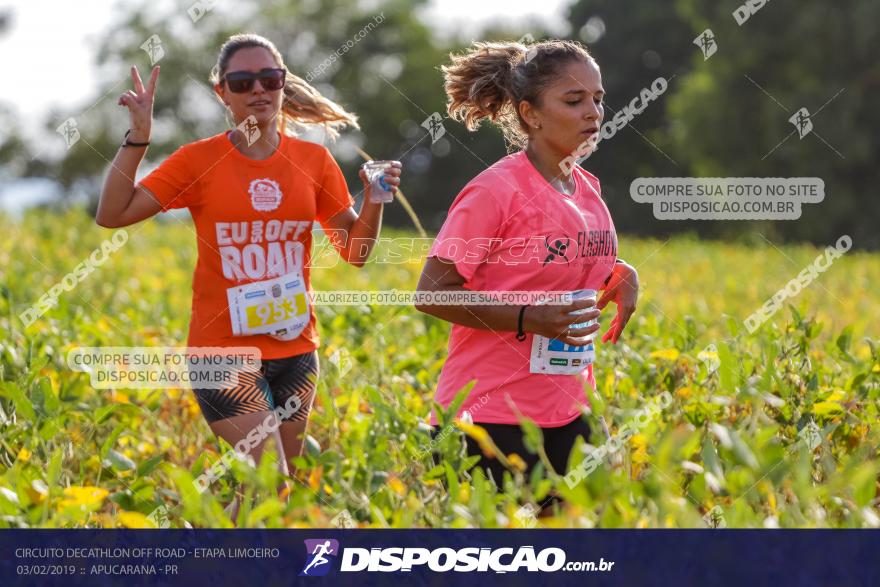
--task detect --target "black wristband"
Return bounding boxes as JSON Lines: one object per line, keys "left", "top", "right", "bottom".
{"left": 122, "top": 129, "right": 150, "bottom": 148}
{"left": 516, "top": 304, "right": 529, "bottom": 341}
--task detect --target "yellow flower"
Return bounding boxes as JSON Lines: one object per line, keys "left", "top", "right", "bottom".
{"left": 137, "top": 442, "right": 156, "bottom": 456}
{"left": 58, "top": 486, "right": 109, "bottom": 510}
{"left": 184, "top": 395, "right": 201, "bottom": 418}
{"left": 507, "top": 453, "right": 527, "bottom": 473}
{"left": 388, "top": 476, "right": 406, "bottom": 496}
{"left": 109, "top": 391, "right": 130, "bottom": 404}
{"left": 650, "top": 348, "right": 680, "bottom": 361}
{"left": 630, "top": 434, "right": 649, "bottom": 463}
{"left": 117, "top": 511, "right": 152, "bottom": 528}
{"left": 69, "top": 426, "right": 84, "bottom": 445}
{"left": 17, "top": 447, "right": 31, "bottom": 463}
{"left": 308, "top": 467, "right": 323, "bottom": 492}
{"left": 456, "top": 421, "right": 496, "bottom": 458}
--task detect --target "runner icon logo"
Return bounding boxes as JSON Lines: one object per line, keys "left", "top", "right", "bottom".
{"left": 300, "top": 539, "right": 339, "bottom": 576}
{"left": 542, "top": 235, "right": 571, "bottom": 265}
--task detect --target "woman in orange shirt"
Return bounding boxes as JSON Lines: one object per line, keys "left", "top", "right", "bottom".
{"left": 95, "top": 33, "right": 402, "bottom": 518}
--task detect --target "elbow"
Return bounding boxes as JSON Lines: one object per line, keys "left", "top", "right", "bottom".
{"left": 413, "top": 288, "right": 433, "bottom": 315}
{"left": 414, "top": 303, "right": 440, "bottom": 318}
{"left": 95, "top": 215, "right": 119, "bottom": 229}
{"left": 345, "top": 249, "right": 373, "bottom": 268}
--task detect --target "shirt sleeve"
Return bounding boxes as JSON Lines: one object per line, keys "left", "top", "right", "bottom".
{"left": 138, "top": 145, "right": 199, "bottom": 212}
{"left": 429, "top": 185, "right": 504, "bottom": 283}
{"left": 315, "top": 147, "right": 354, "bottom": 225}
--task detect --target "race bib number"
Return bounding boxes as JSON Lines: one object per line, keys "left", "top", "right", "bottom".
{"left": 226, "top": 272, "right": 309, "bottom": 341}
{"left": 529, "top": 316, "right": 597, "bottom": 375}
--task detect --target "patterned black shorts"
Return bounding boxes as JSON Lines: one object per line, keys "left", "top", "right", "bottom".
{"left": 191, "top": 351, "right": 319, "bottom": 424}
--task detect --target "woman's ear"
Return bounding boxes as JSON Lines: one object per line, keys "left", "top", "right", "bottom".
{"left": 213, "top": 83, "right": 228, "bottom": 106}
{"left": 518, "top": 100, "right": 539, "bottom": 130}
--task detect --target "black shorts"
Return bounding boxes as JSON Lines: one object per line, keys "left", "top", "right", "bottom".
{"left": 191, "top": 351, "right": 319, "bottom": 424}
{"left": 431, "top": 416, "right": 592, "bottom": 504}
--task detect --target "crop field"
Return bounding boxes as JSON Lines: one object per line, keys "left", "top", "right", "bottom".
{"left": 1, "top": 209, "right": 877, "bottom": 528}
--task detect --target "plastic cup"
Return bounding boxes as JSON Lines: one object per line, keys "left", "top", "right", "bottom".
{"left": 362, "top": 160, "right": 395, "bottom": 203}
{"left": 567, "top": 288, "right": 598, "bottom": 340}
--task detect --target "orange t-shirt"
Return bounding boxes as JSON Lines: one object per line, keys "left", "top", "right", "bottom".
{"left": 138, "top": 130, "right": 353, "bottom": 360}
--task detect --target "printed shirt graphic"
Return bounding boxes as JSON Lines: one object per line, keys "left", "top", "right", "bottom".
{"left": 428, "top": 151, "right": 618, "bottom": 426}
{"left": 138, "top": 131, "right": 353, "bottom": 360}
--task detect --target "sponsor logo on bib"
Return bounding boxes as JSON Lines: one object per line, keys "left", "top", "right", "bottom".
{"left": 249, "top": 178, "right": 282, "bottom": 211}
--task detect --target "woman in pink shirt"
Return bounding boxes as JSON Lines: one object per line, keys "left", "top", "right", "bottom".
{"left": 416, "top": 39, "right": 639, "bottom": 508}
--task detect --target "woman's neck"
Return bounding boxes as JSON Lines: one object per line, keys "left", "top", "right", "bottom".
{"left": 524, "top": 141, "right": 576, "bottom": 196}
{"left": 229, "top": 122, "right": 281, "bottom": 160}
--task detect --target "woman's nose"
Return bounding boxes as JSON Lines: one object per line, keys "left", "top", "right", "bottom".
{"left": 585, "top": 100, "right": 602, "bottom": 121}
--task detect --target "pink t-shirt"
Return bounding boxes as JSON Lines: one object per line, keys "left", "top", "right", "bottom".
{"left": 428, "top": 150, "right": 618, "bottom": 426}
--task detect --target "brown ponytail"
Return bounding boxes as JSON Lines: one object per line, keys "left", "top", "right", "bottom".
{"left": 210, "top": 33, "right": 359, "bottom": 140}
{"left": 442, "top": 39, "right": 594, "bottom": 149}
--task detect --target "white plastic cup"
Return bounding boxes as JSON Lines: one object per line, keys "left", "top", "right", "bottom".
{"left": 567, "top": 288, "right": 598, "bottom": 340}
{"left": 362, "top": 160, "right": 395, "bottom": 203}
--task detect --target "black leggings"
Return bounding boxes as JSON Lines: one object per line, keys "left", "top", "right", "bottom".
{"left": 432, "top": 416, "right": 592, "bottom": 496}
{"left": 191, "top": 351, "right": 319, "bottom": 424}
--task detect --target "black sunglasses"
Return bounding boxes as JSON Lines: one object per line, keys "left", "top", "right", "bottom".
{"left": 222, "top": 68, "right": 286, "bottom": 93}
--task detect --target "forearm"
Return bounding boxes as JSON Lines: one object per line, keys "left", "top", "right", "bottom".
{"left": 96, "top": 145, "right": 147, "bottom": 225}
{"left": 415, "top": 285, "right": 522, "bottom": 332}
{"left": 341, "top": 196, "right": 384, "bottom": 265}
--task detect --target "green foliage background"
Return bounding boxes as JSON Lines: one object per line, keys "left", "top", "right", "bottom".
{"left": 2, "top": 0, "right": 878, "bottom": 247}
{"left": 1, "top": 211, "right": 877, "bottom": 527}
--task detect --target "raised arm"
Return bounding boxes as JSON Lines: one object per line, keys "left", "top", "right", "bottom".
{"left": 95, "top": 65, "right": 164, "bottom": 228}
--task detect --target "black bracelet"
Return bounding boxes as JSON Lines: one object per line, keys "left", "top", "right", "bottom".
{"left": 516, "top": 305, "right": 529, "bottom": 341}
{"left": 122, "top": 129, "right": 150, "bottom": 148}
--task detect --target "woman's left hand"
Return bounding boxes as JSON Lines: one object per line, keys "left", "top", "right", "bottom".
{"left": 596, "top": 261, "right": 639, "bottom": 344}
{"left": 358, "top": 160, "right": 403, "bottom": 195}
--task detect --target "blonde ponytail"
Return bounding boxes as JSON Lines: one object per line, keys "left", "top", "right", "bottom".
{"left": 277, "top": 71, "right": 358, "bottom": 140}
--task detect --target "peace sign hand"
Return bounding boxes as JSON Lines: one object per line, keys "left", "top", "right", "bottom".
{"left": 117, "top": 65, "right": 160, "bottom": 143}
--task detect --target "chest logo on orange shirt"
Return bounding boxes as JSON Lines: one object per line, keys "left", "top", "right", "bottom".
{"left": 249, "top": 178, "right": 282, "bottom": 212}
